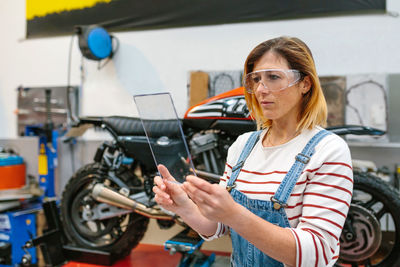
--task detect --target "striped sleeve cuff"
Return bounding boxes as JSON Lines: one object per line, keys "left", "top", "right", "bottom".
{"left": 289, "top": 228, "right": 339, "bottom": 267}
{"left": 199, "top": 222, "right": 228, "bottom": 241}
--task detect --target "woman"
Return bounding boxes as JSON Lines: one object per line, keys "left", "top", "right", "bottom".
{"left": 153, "top": 36, "right": 353, "bottom": 267}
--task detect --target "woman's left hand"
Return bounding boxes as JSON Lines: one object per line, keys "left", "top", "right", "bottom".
{"left": 182, "top": 175, "right": 239, "bottom": 223}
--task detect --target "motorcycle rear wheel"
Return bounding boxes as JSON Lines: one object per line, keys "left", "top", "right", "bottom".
{"left": 337, "top": 171, "right": 400, "bottom": 266}
{"left": 60, "top": 163, "right": 150, "bottom": 258}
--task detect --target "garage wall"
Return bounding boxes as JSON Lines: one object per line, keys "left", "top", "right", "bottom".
{"left": 1, "top": 2, "right": 399, "bottom": 249}
{"left": 0, "top": 1, "right": 400, "bottom": 138}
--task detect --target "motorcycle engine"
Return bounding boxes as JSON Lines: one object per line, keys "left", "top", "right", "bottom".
{"left": 189, "top": 132, "right": 225, "bottom": 175}
{"left": 190, "top": 133, "right": 218, "bottom": 154}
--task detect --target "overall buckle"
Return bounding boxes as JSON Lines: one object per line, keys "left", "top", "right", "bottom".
{"left": 270, "top": 197, "right": 288, "bottom": 210}
{"left": 295, "top": 153, "right": 310, "bottom": 164}
{"left": 226, "top": 183, "right": 236, "bottom": 192}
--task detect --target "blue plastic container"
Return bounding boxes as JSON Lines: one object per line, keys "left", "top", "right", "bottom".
{"left": 0, "top": 153, "right": 24, "bottom": 166}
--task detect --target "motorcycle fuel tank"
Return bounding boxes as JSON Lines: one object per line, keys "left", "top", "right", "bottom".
{"left": 184, "top": 87, "right": 256, "bottom": 134}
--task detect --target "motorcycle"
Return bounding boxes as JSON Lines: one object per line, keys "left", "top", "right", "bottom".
{"left": 61, "top": 87, "right": 400, "bottom": 266}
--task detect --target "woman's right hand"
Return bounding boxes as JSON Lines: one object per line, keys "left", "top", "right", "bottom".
{"left": 152, "top": 164, "right": 193, "bottom": 215}
{"left": 154, "top": 165, "right": 219, "bottom": 237}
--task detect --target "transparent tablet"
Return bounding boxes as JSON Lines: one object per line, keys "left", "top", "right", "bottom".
{"left": 133, "top": 93, "right": 195, "bottom": 182}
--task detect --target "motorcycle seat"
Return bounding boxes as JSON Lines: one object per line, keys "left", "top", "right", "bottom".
{"left": 80, "top": 116, "right": 183, "bottom": 137}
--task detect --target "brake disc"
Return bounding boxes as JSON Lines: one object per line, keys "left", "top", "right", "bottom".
{"left": 340, "top": 203, "right": 382, "bottom": 262}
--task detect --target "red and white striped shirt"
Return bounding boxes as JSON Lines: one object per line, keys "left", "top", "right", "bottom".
{"left": 204, "top": 126, "right": 353, "bottom": 267}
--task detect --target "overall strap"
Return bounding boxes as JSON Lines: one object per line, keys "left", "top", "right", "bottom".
{"left": 271, "top": 129, "right": 331, "bottom": 210}
{"left": 226, "top": 130, "right": 262, "bottom": 192}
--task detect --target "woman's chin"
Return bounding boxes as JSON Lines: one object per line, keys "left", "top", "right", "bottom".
{"left": 262, "top": 112, "right": 277, "bottom": 120}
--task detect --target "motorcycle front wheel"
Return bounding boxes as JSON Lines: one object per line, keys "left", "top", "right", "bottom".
{"left": 60, "top": 163, "right": 150, "bottom": 258}
{"left": 337, "top": 171, "right": 400, "bottom": 266}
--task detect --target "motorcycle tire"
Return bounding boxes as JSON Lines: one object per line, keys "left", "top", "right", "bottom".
{"left": 60, "top": 163, "right": 150, "bottom": 258}
{"left": 337, "top": 171, "right": 400, "bottom": 267}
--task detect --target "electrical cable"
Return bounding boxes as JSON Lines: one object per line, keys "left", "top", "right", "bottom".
{"left": 66, "top": 34, "right": 79, "bottom": 123}
{"left": 66, "top": 33, "right": 78, "bottom": 172}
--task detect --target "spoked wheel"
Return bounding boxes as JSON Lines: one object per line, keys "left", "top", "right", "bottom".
{"left": 60, "top": 163, "right": 149, "bottom": 258}
{"left": 337, "top": 171, "right": 400, "bottom": 266}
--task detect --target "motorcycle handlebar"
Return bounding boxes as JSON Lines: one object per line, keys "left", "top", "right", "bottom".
{"left": 327, "top": 125, "right": 385, "bottom": 136}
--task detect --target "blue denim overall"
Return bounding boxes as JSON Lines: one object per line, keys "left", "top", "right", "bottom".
{"left": 226, "top": 129, "right": 331, "bottom": 267}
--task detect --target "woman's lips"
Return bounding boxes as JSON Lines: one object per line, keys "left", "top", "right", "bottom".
{"left": 260, "top": 101, "right": 274, "bottom": 106}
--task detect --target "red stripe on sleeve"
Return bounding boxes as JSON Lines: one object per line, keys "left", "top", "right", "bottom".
{"left": 233, "top": 179, "right": 307, "bottom": 186}
{"left": 292, "top": 230, "right": 302, "bottom": 267}
{"left": 239, "top": 191, "right": 303, "bottom": 197}
{"left": 311, "top": 233, "right": 319, "bottom": 267}
{"left": 303, "top": 227, "right": 339, "bottom": 242}
{"left": 304, "top": 166, "right": 321, "bottom": 173}
{"left": 241, "top": 169, "right": 287, "bottom": 175}
{"left": 240, "top": 190, "right": 275, "bottom": 195}
{"left": 296, "top": 180, "right": 307, "bottom": 185}
{"left": 307, "top": 182, "right": 352, "bottom": 196}
{"left": 318, "top": 235, "right": 328, "bottom": 265}
{"left": 222, "top": 226, "right": 228, "bottom": 235}
{"left": 301, "top": 216, "right": 343, "bottom": 229}
{"left": 217, "top": 226, "right": 222, "bottom": 236}
{"left": 302, "top": 228, "right": 323, "bottom": 239}
{"left": 236, "top": 179, "right": 281, "bottom": 185}
{"left": 303, "top": 192, "right": 350, "bottom": 207}
{"left": 289, "top": 214, "right": 302, "bottom": 221}
{"left": 314, "top": 172, "right": 353, "bottom": 184}
{"left": 303, "top": 204, "right": 346, "bottom": 218}
{"left": 305, "top": 161, "right": 352, "bottom": 174}
{"left": 301, "top": 228, "right": 336, "bottom": 255}
{"left": 301, "top": 227, "right": 329, "bottom": 266}
{"left": 323, "top": 162, "right": 352, "bottom": 170}
{"left": 287, "top": 202, "right": 303, "bottom": 209}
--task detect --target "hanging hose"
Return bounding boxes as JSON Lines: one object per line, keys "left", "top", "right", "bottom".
{"left": 44, "top": 89, "right": 54, "bottom": 143}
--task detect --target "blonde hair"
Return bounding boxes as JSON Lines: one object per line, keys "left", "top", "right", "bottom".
{"left": 243, "top": 36, "right": 327, "bottom": 131}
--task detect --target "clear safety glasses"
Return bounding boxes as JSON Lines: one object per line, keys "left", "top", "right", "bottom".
{"left": 244, "top": 69, "right": 302, "bottom": 94}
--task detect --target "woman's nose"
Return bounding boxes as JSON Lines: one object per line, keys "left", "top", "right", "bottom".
{"left": 256, "top": 81, "right": 271, "bottom": 94}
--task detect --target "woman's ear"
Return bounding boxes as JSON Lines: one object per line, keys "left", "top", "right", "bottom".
{"left": 301, "top": 76, "right": 312, "bottom": 95}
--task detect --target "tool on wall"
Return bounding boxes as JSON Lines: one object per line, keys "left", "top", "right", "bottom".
{"left": 24, "top": 89, "right": 60, "bottom": 198}
{"left": 64, "top": 24, "right": 118, "bottom": 124}
{"left": 21, "top": 87, "right": 72, "bottom": 198}
{"left": 75, "top": 25, "right": 119, "bottom": 70}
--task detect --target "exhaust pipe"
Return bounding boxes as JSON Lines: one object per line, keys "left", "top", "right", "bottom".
{"left": 92, "top": 183, "right": 178, "bottom": 221}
